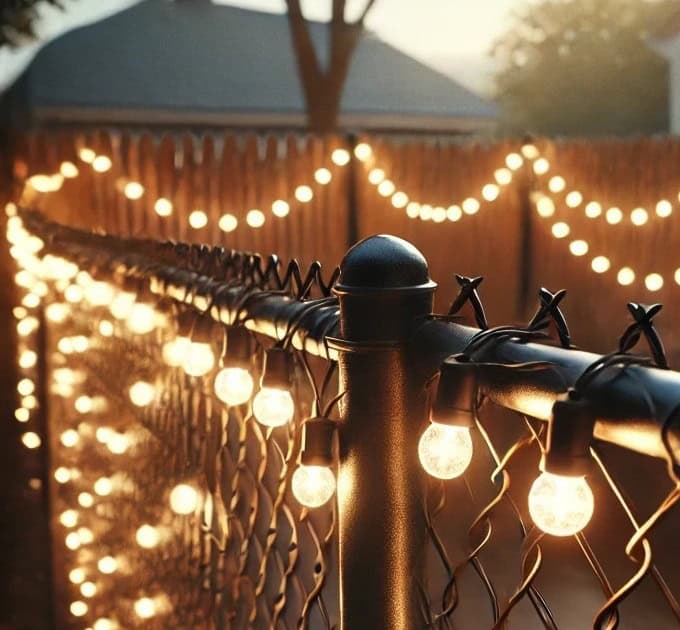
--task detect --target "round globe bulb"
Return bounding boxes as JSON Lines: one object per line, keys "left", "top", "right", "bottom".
{"left": 136, "top": 524, "right": 160, "bottom": 548}
{"left": 126, "top": 303, "right": 156, "bottom": 334}
{"left": 292, "top": 465, "right": 336, "bottom": 508}
{"left": 134, "top": 597, "right": 156, "bottom": 619}
{"left": 528, "top": 471, "right": 594, "bottom": 536}
{"left": 252, "top": 387, "right": 295, "bottom": 427}
{"left": 418, "top": 422, "right": 473, "bottom": 479}
{"left": 182, "top": 342, "right": 215, "bottom": 377}
{"left": 129, "top": 381, "right": 156, "bottom": 407}
{"left": 109, "top": 291, "right": 136, "bottom": 320}
{"left": 214, "top": 367, "right": 254, "bottom": 405}
{"left": 162, "top": 336, "right": 190, "bottom": 367}
{"left": 170, "top": 483, "right": 199, "bottom": 515}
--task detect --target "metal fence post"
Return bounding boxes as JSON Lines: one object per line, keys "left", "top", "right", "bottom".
{"left": 331, "top": 234, "right": 437, "bottom": 630}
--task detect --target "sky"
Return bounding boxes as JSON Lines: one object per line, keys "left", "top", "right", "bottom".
{"left": 0, "top": 0, "right": 522, "bottom": 94}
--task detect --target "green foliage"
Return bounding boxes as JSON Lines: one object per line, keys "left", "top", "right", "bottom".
{"left": 0, "top": 0, "right": 63, "bottom": 48}
{"left": 491, "top": 0, "right": 678, "bottom": 136}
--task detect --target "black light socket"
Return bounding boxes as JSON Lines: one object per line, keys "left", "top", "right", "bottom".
{"left": 431, "top": 356, "right": 476, "bottom": 428}
{"left": 191, "top": 314, "right": 215, "bottom": 344}
{"left": 542, "top": 391, "right": 596, "bottom": 476}
{"left": 300, "top": 418, "right": 336, "bottom": 467}
{"left": 225, "top": 326, "right": 253, "bottom": 367}
{"left": 260, "top": 346, "right": 293, "bottom": 390}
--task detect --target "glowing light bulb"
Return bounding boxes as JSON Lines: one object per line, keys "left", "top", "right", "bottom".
{"left": 591, "top": 256, "right": 610, "bottom": 273}
{"left": 94, "top": 477, "right": 113, "bottom": 496}
{"left": 569, "top": 240, "right": 588, "bottom": 256}
{"left": 271, "top": 200, "right": 290, "bottom": 217}
{"left": 99, "top": 320, "right": 114, "bottom": 336}
{"left": 354, "top": 143, "right": 372, "bottom": 161}
{"left": 377, "top": 179, "right": 396, "bottom": 197}
{"left": 135, "top": 597, "right": 157, "bottom": 619}
{"left": 447, "top": 205, "right": 462, "bottom": 222}
{"left": 65, "top": 532, "right": 81, "bottom": 550}
{"left": 107, "top": 433, "right": 129, "bottom": 454}
{"left": 630, "top": 207, "right": 648, "bottom": 226}
{"left": 219, "top": 213, "right": 238, "bottom": 231}
{"left": 246, "top": 209, "right": 265, "bottom": 228}
{"left": 462, "top": 198, "right": 480, "bottom": 215}
{"left": 406, "top": 202, "right": 420, "bottom": 218}
{"left": 189, "top": 210, "right": 208, "bottom": 229}
{"left": 17, "top": 378, "right": 35, "bottom": 396}
{"left": 548, "top": 176, "right": 566, "bottom": 193}
{"left": 505, "top": 153, "right": 523, "bottom": 170}
{"left": 551, "top": 222, "right": 570, "bottom": 239}
{"left": 15, "top": 408, "right": 30, "bottom": 422}
{"left": 84, "top": 281, "right": 114, "bottom": 306}
{"left": 69, "top": 568, "right": 85, "bottom": 584}
{"left": 92, "top": 155, "right": 112, "bottom": 173}
{"left": 292, "top": 465, "right": 336, "bottom": 507}
{"left": 70, "top": 601, "right": 88, "bottom": 617}
{"left": 78, "top": 492, "right": 94, "bottom": 508}
{"left": 46, "top": 303, "right": 69, "bottom": 323}
{"left": 418, "top": 423, "right": 473, "bottom": 479}
{"left": 22, "top": 293, "right": 40, "bottom": 308}
{"left": 110, "top": 291, "right": 136, "bottom": 320}
{"left": 645, "top": 273, "right": 664, "bottom": 292}
{"left": 154, "top": 198, "right": 173, "bottom": 216}
{"left": 617, "top": 267, "right": 635, "bottom": 286}
{"left": 93, "top": 618, "right": 117, "bottom": 630}
{"left": 368, "top": 168, "right": 385, "bottom": 185}
{"left": 60, "top": 161, "right": 79, "bottom": 178}
{"left": 17, "top": 317, "right": 38, "bottom": 336}
{"left": 72, "top": 335, "right": 89, "bottom": 353}
{"left": 331, "top": 148, "right": 351, "bottom": 166}
{"left": 521, "top": 143, "right": 539, "bottom": 159}
{"left": 252, "top": 387, "right": 295, "bottom": 427}
{"left": 80, "top": 581, "right": 97, "bottom": 598}
{"left": 22, "top": 432, "right": 41, "bottom": 449}
{"left": 96, "top": 427, "right": 114, "bottom": 444}
{"left": 606, "top": 207, "right": 623, "bottom": 224}
{"left": 19, "top": 349, "right": 37, "bottom": 368}
{"left": 535, "top": 195, "right": 555, "bottom": 217}
{"left": 162, "top": 336, "right": 190, "bottom": 367}
{"left": 675, "top": 268, "right": 680, "bottom": 286}
{"left": 54, "top": 467, "right": 72, "bottom": 483}
{"left": 295, "top": 185, "right": 313, "bottom": 202}
{"left": 528, "top": 471, "right": 594, "bottom": 536}
{"left": 656, "top": 200, "right": 672, "bottom": 218}
{"left": 60, "top": 509, "right": 78, "bottom": 527}
{"left": 170, "top": 483, "right": 199, "bottom": 515}
{"left": 183, "top": 342, "right": 215, "bottom": 377}
{"left": 129, "top": 381, "right": 156, "bottom": 407}
{"left": 391, "top": 191, "right": 409, "bottom": 208}
{"left": 97, "top": 556, "right": 117, "bottom": 574}
{"left": 481, "top": 183, "right": 499, "bottom": 201}
{"left": 314, "top": 168, "right": 332, "bottom": 185}
{"left": 430, "top": 206, "right": 444, "bottom": 223}
{"left": 419, "top": 204, "right": 433, "bottom": 221}
{"left": 565, "top": 191, "right": 583, "bottom": 208}
{"left": 75, "top": 395, "right": 93, "bottom": 414}
{"left": 77, "top": 527, "right": 94, "bottom": 544}
{"left": 123, "top": 181, "right": 144, "bottom": 199}
{"left": 214, "top": 367, "right": 254, "bottom": 405}
{"left": 136, "top": 524, "right": 160, "bottom": 548}
{"left": 127, "top": 303, "right": 156, "bottom": 334}
{"left": 533, "top": 158, "right": 550, "bottom": 175}
{"left": 494, "top": 168, "right": 512, "bottom": 185}
{"left": 60, "top": 429, "right": 80, "bottom": 448}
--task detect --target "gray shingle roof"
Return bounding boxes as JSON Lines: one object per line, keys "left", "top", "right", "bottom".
{"left": 14, "top": 0, "right": 497, "bottom": 131}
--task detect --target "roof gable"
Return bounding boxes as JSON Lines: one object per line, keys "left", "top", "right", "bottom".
{"left": 15, "top": 0, "right": 496, "bottom": 129}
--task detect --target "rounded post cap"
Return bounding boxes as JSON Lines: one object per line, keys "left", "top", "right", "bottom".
{"left": 334, "top": 234, "right": 436, "bottom": 295}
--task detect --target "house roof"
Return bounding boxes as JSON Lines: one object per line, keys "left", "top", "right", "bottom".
{"left": 9, "top": 0, "right": 496, "bottom": 132}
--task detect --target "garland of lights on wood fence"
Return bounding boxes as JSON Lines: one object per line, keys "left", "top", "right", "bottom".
{"left": 7, "top": 200, "right": 680, "bottom": 628}
{"left": 17, "top": 138, "right": 680, "bottom": 294}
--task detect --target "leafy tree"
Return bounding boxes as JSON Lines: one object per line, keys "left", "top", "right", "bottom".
{"left": 0, "top": 0, "right": 64, "bottom": 47}
{"left": 491, "top": 0, "right": 678, "bottom": 136}
{"left": 286, "top": 0, "right": 377, "bottom": 132}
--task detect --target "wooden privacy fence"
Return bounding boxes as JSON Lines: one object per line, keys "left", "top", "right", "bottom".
{"left": 10, "top": 131, "right": 680, "bottom": 359}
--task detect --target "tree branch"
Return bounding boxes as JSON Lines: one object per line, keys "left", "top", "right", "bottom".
{"left": 354, "top": 0, "right": 377, "bottom": 25}
{"left": 332, "top": 0, "right": 346, "bottom": 24}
